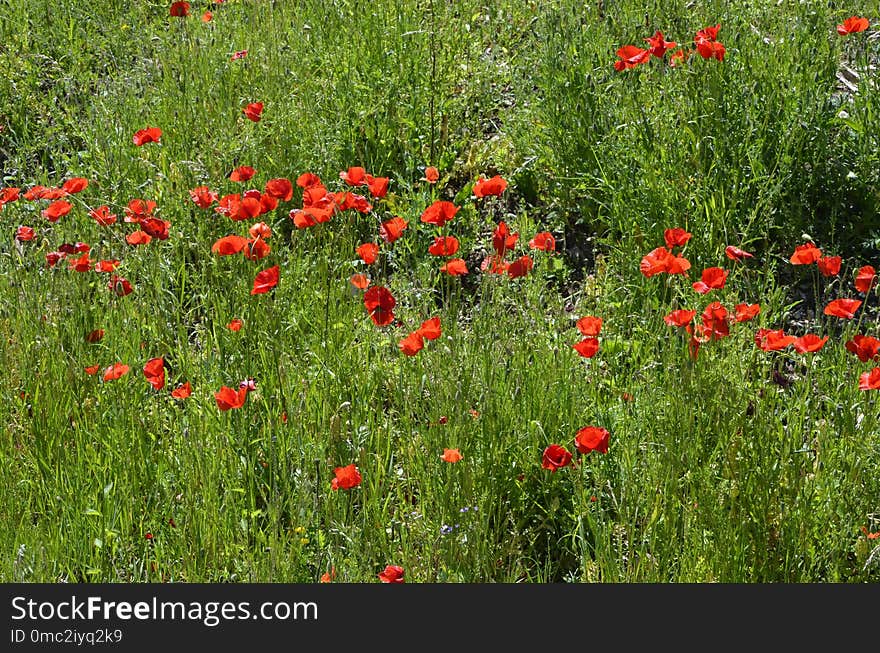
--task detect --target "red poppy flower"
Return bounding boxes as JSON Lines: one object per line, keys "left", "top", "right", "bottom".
{"left": 211, "top": 235, "right": 248, "bottom": 255}
{"left": 417, "top": 316, "right": 442, "bottom": 340}
{"left": 440, "top": 259, "right": 468, "bottom": 276}
{"left": 529, "top": 232, "right": 556, "bottom": 252}
{"left": 428, "top": 236, "right": 459, "bottom": 257}
{"left": 734, "top": 303, "right": 760, "bottom": 323}
{"left": 838, "top": 16, "right": 870, "bottom": 35}
{"left": 664, "top": 227, "right": 692, "bottom": 249}
{"left": 576, "top": 316, "right": 602, "bottom": 336}
{"left": 126, "top": 231, "right": 152, "bottom": 246}
{"left": 507, "top": 255, "right": 533, "bottom": 279}
{"left": 790, "top": 242, "right": 822, "bottom": 265}
{"left": 614, "top": 45, "right": 651, "bottom": 71}
{"left": 645, "top": 31, "right": 677, "bottom": 58}
{"left": 245, "top": 223, "right": 270, "bottom": 241}
{"left": 169, "top": 2, "right": 190, "bottom": 17}
{"left": 334, "top": 191, "right": 372, "bottom": 213}
{"left": 854, "top": 265, "right": 876, "bottom": 293}
{"left": 398, "top": 332, "right": 425, "bottom": 356}
{"left": 58, "top": 242, "right": 90, "bottom": 255}
{"left": 103, "top": 362, "right": 130, "bottom": 382}
{"left": 243, "top": 102, "right": 263, "bottom": 122}
{"left": 440, "top": 448, "right": 462, "bottom": 463}
{"left": 696, "top": 24, "right": 721, "bottom": 42}
{"left": 492, "top": 221, "right": 519, "bottom": 257}
{"left": 575, "top": 426, "right": 610, "bottom": 454}
{"left": 320, "top": 568, "right": 336, "bottom": 583}
{"left": 228, "top": 196, "right": 264, "bottom": 221}
{"left": 68, "top": 253, "right": 93, "bottom": 272}
{"left": 379, "top": 216, "right": 407, "bottom": 244}
{"left": 125, "top": 198, "right": 156, "bottom": 222}
{"left": 141, "top": 217, "right": 170, "bottom": 240}
{"left": 0, "top": 187, "right": 21, "bottom": 204}
{"left": 755, "top": 328, "right": 795, "bottom": 352}
{"left": 215, "top": 385, "right": 247, "bottom": 410}
{"left": 725, "top": 245, "right": 754, "bottom": 261}
{"left": 701, "top": 302, "right": 730, "bottom": 339}
{"left": 24, "top": 185, "right": 62, "bottom": 201}
{"left": 640, "top": 246, "right": 672, "bottom": 277}
{"left": 85, "top": 329, "right": 104, "bottom": 343}
{"left": 42, "top": 200, "right": 72, "bottom": 222}
{"left": 792, "top": 334, "right": 828, "bottom": 354}
{"left": 15, "top": 226, "right": 35, "bottom": 242}
{"left": 251, "top": 265, "right": 280, "bottom": 295}
{"left": 89, "top": 205, "right": 118, "bottom": 226}
{"left": 331, "top": 464, "right": 362, "bottom": 490}
{"left": 143, "top": 357, "right": 166, "bottom": 391}
{"left": 243, "top": 238, "right": 271, "bottom": 261}
{"left": 420, "top": 200, "right": 459, "bottom": 227}
{"left": 473, "top": 174, "right": 508, "bottom": 198}
{"left": 859, "top": 368, "right": 880, "bottom": 390}
{"left": 227, "top": 318, "right": 243, "bottom": 332}
{"left": 357, "top": 243, "right": 380, "bottom": 265}
{"left": 108, "top": 275, "right": 133, "bottom": 296}
{"left": 664, "top": 309, "right": 697, "bottom": 327}
{"left": 171, "top": 382, "right": 192, "bottom": 399}
{"left": 377, "top": 565, "right": 405, "bottom": 583}
{"left": 366, "top": 174, "right": 389, "bottom": 198}
{"left": 85, "top": 365, "right": 100, "bottom": 376}
{"left": 573, "top": 337, "right": 600, "bottom": 358}
{"left": 339, "top": 166, "right": 367, "bottom": 185}
{"left": 46, "top": 250, "right": 66, "bottom": 267}
{"left": 296, "top": 172, "right": 322, "bottom": 188}
{"left": 422, "top": 166, "right": 439, "bottom": 183}
{"left": 692, "top": 267, "right": 728, "bottom": 294}
{"left": 94, "top": 260, "right": 120, "bottom": 273}
{"left": 349, "top": 273, "right": 370, "bottom": 290}
{"left": 845, "top": 334, "right": 880, "bottom": 362}
{"left": 61, "top": 177, "right": 88, "bottom": 195}
{"left": 824, "top": 298, "right": 861, "bottom": 319}
{"left": 696, "top": 39, "right": 725, "bottom": 61}
{"left": 481, "top": 255, "right": 510, "bottom": 275}
{"left": 817, "top": 255, "right": 842, "bottom": 277}
{"left": 541, "top": 444, "right": 573, "bottom": 472}
{"left": 229, "top": 166, "right": 256, "bottom": 182}
{"left": 364, "top": 286, "right": 396, "bottom": 326}
{"left": 262, "top": 178, "right": 292, "bottom": 202}
{"left": 132, "top": 126, "right": 162, "bottom": 146}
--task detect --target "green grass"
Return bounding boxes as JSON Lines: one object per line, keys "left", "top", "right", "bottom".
{"left": 0, "top": 0, "right": 879, "bottom": 583}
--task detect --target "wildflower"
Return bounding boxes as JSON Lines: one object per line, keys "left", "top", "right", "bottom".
{"left": 143, "top": 357, "right": 166, "bottom": 390}
{"left": 377, "top": 565, "right": 405, "bottom": 583}
{"left": 132, "top": 126, "right": 162, "bottom": 146}
{"left": 541, "top": 444, "right": 573, "bottom": 472}
{"left": 251, "top": 265, "right": 280, "bottom": 295}
{"left": 331, "top": 464, "right": 362, "bottom": 490}
{"left": 574, "top": 426, "right": 610, "bottom": 455}
{"left": 837, "top": 17, "right": 870, "bottom": 35}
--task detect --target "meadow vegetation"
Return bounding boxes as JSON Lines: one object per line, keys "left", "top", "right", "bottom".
{"left": 0, "top": 0, "right": 879, "bottom": 582}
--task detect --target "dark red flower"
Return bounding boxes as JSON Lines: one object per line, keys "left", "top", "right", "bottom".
{"left": 169, "top": 2, "right": 190, "bottom": 17}
{"left": 817, "top": 256, "right": 842, "bottom": 277}
{"left": 357, "top": 243, "right": 380, "bottom": 265}
{"left": 420, "top": 201, "right": 459, "bottom": 227}
{"left": 541, "top": 444, "right": 573, "bottom": 472}
{"left": 215, "top": 385, "right": 247, "bottom": 410}
{"left": 379, "top": 216, "right": 408, "bottom": 244}
{"left": 845, "top": 334, "right": 880, "bottom": 362}
{"left": 574, "top": 426, "right": 610, "bottom": 455}
{"left": 824, "top": 298, "right": 861, "bottom": 319}
{"left": 229, "top": 166, "right": 256, "bottom": 182}
{"left": 664, "top": 227, "right": 692, "bottom": 249}
{"left": 85, "top": 329, "right": 104, "bottom": 343}
{"left": 790, "top": 242, "right": 822, "bottom": 265}
{"left": 364, "top": 286, "right": 396, "bottom": 326}
{"left": 529, "top": 232, "right": 556, "bottom": 252}
{"left": 854, "top": 265, "right": 876, "bottom": 293}
{"left": 243, "top": 102, "right": 264, "bottom": 122}
{"left": 143, "top": 357, "right": 166, "bottom": 391}
{"left": 614, "top": 45, "right": 651, "bottom": 71}
{"left": 725, "top": 245, "right": 754, "bottom": 261}
{"left": 645, "top": 31, "right": 677, "bottom": 58}
{"left": 428, "top": 236, "right": 460, "bottom": 257}
{"left": 473, "top": 174, "right": 507, "bottom": 198}
{"left": 264, "top": 178, "right": 293, "bottom": 202}
{"left": 838, "top": 16, "right": 870, "bottom": 35}
{"left": 132, "top": 126, "right": 162, "bottom": 146}
{"left": 331, "top": 464, "right": 362, "bottom": 490}
{"left": 377, "top": 565, "right": 405, "bottom": 583}
{"left": 108, "top": 275, "right": 133, "bottom": 296}
{"left": 251, "top": 265, "right": 280, "bottom": 295}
